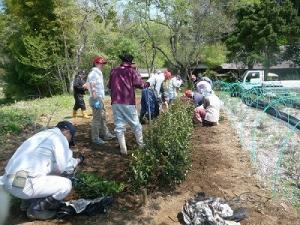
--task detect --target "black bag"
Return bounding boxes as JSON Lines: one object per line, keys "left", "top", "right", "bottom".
{"left": 56, "top": 196, "right": 113, "bottom": 219}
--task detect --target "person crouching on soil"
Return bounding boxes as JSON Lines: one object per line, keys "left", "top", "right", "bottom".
{"left": 0, "top": 121, "right": 84, "bottom": 220}
{"left": 86, "top": 56, "right": 115, "bottom": 145}
{"left": 194, "top": 92, "right": 221, "bottom": 126}
{"left": 184, "top": 89, "right": 204, "bottom": 107}
{"left": 108, "top": 53, "right": 150, "bottom": 155}
{"left": 72, "top": 70, "right": 89, "bottom": 118}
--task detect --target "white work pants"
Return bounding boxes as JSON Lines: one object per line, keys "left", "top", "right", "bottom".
{"left": 3, "top": 175, "right": 72, "bottom": 201}
{"left": 111, "top": 104, "right": 142, "bottom": 136}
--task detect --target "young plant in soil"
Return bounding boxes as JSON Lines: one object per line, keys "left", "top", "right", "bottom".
{"left": 74, "top": 172, "right": 125, "bottom": 199}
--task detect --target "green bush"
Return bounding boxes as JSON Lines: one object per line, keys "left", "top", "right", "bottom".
{"left": 130, "top": 99, "right": 194, "bottom": 190}
{"left": 74, "top": 172, "right": 125, "bottom": 199}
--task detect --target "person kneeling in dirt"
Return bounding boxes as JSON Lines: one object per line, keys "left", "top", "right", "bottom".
{"left": 194, "top": 92, "right": 221, "bottom": 126}
{"left": 184, "top": 89, "right": 204, "bottom": 107}
{"left": 0, "top": 121, "right": 84, "bottom": 220}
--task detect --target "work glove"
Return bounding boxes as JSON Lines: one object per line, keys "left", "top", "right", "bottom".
{"left": 93, "top": 100, "right": 101, "bottom": 109}
{"left": 78, "top": 154, "right": 85, "bottom": 164}
{"left": 61, "top": 171, "right": 75, "bottom": 179}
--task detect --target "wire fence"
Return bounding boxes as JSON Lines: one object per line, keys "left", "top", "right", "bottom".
{"left": 215, "top": 81, "right": 300, "bottom": 205}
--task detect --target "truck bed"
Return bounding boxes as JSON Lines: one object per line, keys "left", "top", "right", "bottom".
{"left": 262, "top": 80, "right": 300, "bottom": 89}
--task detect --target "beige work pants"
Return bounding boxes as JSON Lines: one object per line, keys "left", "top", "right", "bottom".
{"left": 89, "top": 97, "right": 110, "bottom": 141}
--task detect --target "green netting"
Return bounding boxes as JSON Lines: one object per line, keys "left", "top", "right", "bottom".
{"left": 214, "top": 81, "right": 300, "bottom": 205}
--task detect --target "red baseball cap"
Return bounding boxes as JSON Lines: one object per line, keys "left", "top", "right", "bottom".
{"left": 93, "top": 56, "right": 107, "bottom": 65}
{"left": 184, "top": 90, "right": 193, "bottom": 98}
{"left": 164, "top": 70, "right": 172, "bottom": 80}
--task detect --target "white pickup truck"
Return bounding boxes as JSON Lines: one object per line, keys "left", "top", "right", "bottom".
{"left": 241, "top": 70, "right": 300, "bottom": 90}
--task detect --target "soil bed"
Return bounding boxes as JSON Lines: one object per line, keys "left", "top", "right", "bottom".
{"left": 1, "top": 99, "right": 299, "bottom": 225}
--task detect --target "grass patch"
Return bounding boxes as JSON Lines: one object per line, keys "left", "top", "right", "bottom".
{"left": 277, "top": 178, "right": 300, "bottom": 211}
{"left": 0, "top": 94, "right": 76, "bottom": 144}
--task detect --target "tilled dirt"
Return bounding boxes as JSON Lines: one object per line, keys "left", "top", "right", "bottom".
{"left": 1, "top": 100, "right": 300, "bottom": 225}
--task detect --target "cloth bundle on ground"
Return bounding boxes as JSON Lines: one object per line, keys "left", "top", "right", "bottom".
{"left": 57, "top": 196, "right": 113, "bottom": 219}
{"left": 181, "top": 192, "right": 247, "bottom": 225}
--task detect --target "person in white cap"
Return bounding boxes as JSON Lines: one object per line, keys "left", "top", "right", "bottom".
{"left": 0, "top": 121, "right": 84, "bottom": 220}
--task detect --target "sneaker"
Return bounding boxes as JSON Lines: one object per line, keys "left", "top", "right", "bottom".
{"left": 27, "top": 208, "right": 57, "bottom": 220}
{"left": 20, "top": 199, "right": 32, "bottom": 212}
{"left": 102, "top": 133, "right": 116, "bottom": 141}
{"left": 92, "top": 139, "right": 107, "bottom": 145}
{"left": 26, "top": 197, "right": 58, "bottom": 220}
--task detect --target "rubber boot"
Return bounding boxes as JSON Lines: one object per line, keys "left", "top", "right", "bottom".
{"left": 81, "top": 110, "right": 90, "bottom": 119}
{"left": 72, "top": 110, "right": 77, "bottom": 118}
{"left": 117, "top": 134, "right": 127, "bottom": 155}
{"left": 134, "top": 130, "right": 144, "bottom": 148}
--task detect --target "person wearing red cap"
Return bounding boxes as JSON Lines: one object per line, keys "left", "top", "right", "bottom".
{"left": 184, "top": 89, "right": 204, "bottom": 106}
{"left": 0, "top": 121, "right": 84, "bottom": 220}
{"left": 86, "top": 56, "right": 115, "bottom": 145}
{"left": 108, "top": 53, "right": 149, "bottom": 155}
{"left": 146, "top": 69, "right": 172, "bottom": 113}
{"left": 184, "top": 89, "right": 221, "bottom": 126}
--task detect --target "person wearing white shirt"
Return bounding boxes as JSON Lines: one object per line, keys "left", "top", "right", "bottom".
{"left": 86, "top": 56, "right": 115, "bottom": 145}
{"left": 146, "top": 70, "right": 172, "bottom": 113}
{"left": 194, "top": 93, "right": 221, "bottom": 126}
{"left": 0, "top": 121, "right": 84, "bottom": 220}
{"left": 196, "top": 80, "right": 212, "bottom": 95}
{"left": 167, "top": 75, "right": 183, "bottom": 103}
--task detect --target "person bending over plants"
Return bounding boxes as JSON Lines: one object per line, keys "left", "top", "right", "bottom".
{"left": 0, "top": 121, "right": 84, "bottom": 220}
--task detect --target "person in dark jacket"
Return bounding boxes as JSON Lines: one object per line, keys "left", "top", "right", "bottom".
{"left": 73, "top": 71, "right": 89, "bottom": 118}
{"left": 139, "top": 88, "right": 159, "bottom": 123}
{"left": 108, "top": 53, "right": 149, "bottom": 155}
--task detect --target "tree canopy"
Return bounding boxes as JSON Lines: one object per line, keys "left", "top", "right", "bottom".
{"left": 226, "top": 0, "right": 300, "bottom": 69}
{"left": 0, "top": 0, "right": 299, "bottom": 99}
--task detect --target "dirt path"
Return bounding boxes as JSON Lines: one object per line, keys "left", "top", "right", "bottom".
{"left": 137, "top": 116, "right": 300, "bottom": 225}
{"left": 2, "top": 103, "right": 300, "bottom": 225}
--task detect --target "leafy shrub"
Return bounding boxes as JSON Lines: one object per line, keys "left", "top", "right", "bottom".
{"left": 74, "top": 172, "right": 125, "bottom": 199}
{"left": 130, "top": 99, "right": 194, "bottom": 190}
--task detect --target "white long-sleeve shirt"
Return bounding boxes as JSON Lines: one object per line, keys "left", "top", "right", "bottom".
{"left": 147, "top": 72, "right": 165, "bottom": 96}
{"left": 204, "top": 94, "right": 221, "bottom": 123}
{"left": 196, "top": 80, "right": 212, "bottom": 95}
{"left": 87, "top": 67, "right": 105, "bottom": 98}
{"left": 168, "top": 77, "right": 183, "bottom": 100}
{"left": 4, "top": 128, "right": 79, "bottom": 177}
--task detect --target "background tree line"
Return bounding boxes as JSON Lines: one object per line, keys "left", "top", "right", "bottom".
{"left": 0, "top": 0, "right": 299, "bottom": 100}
